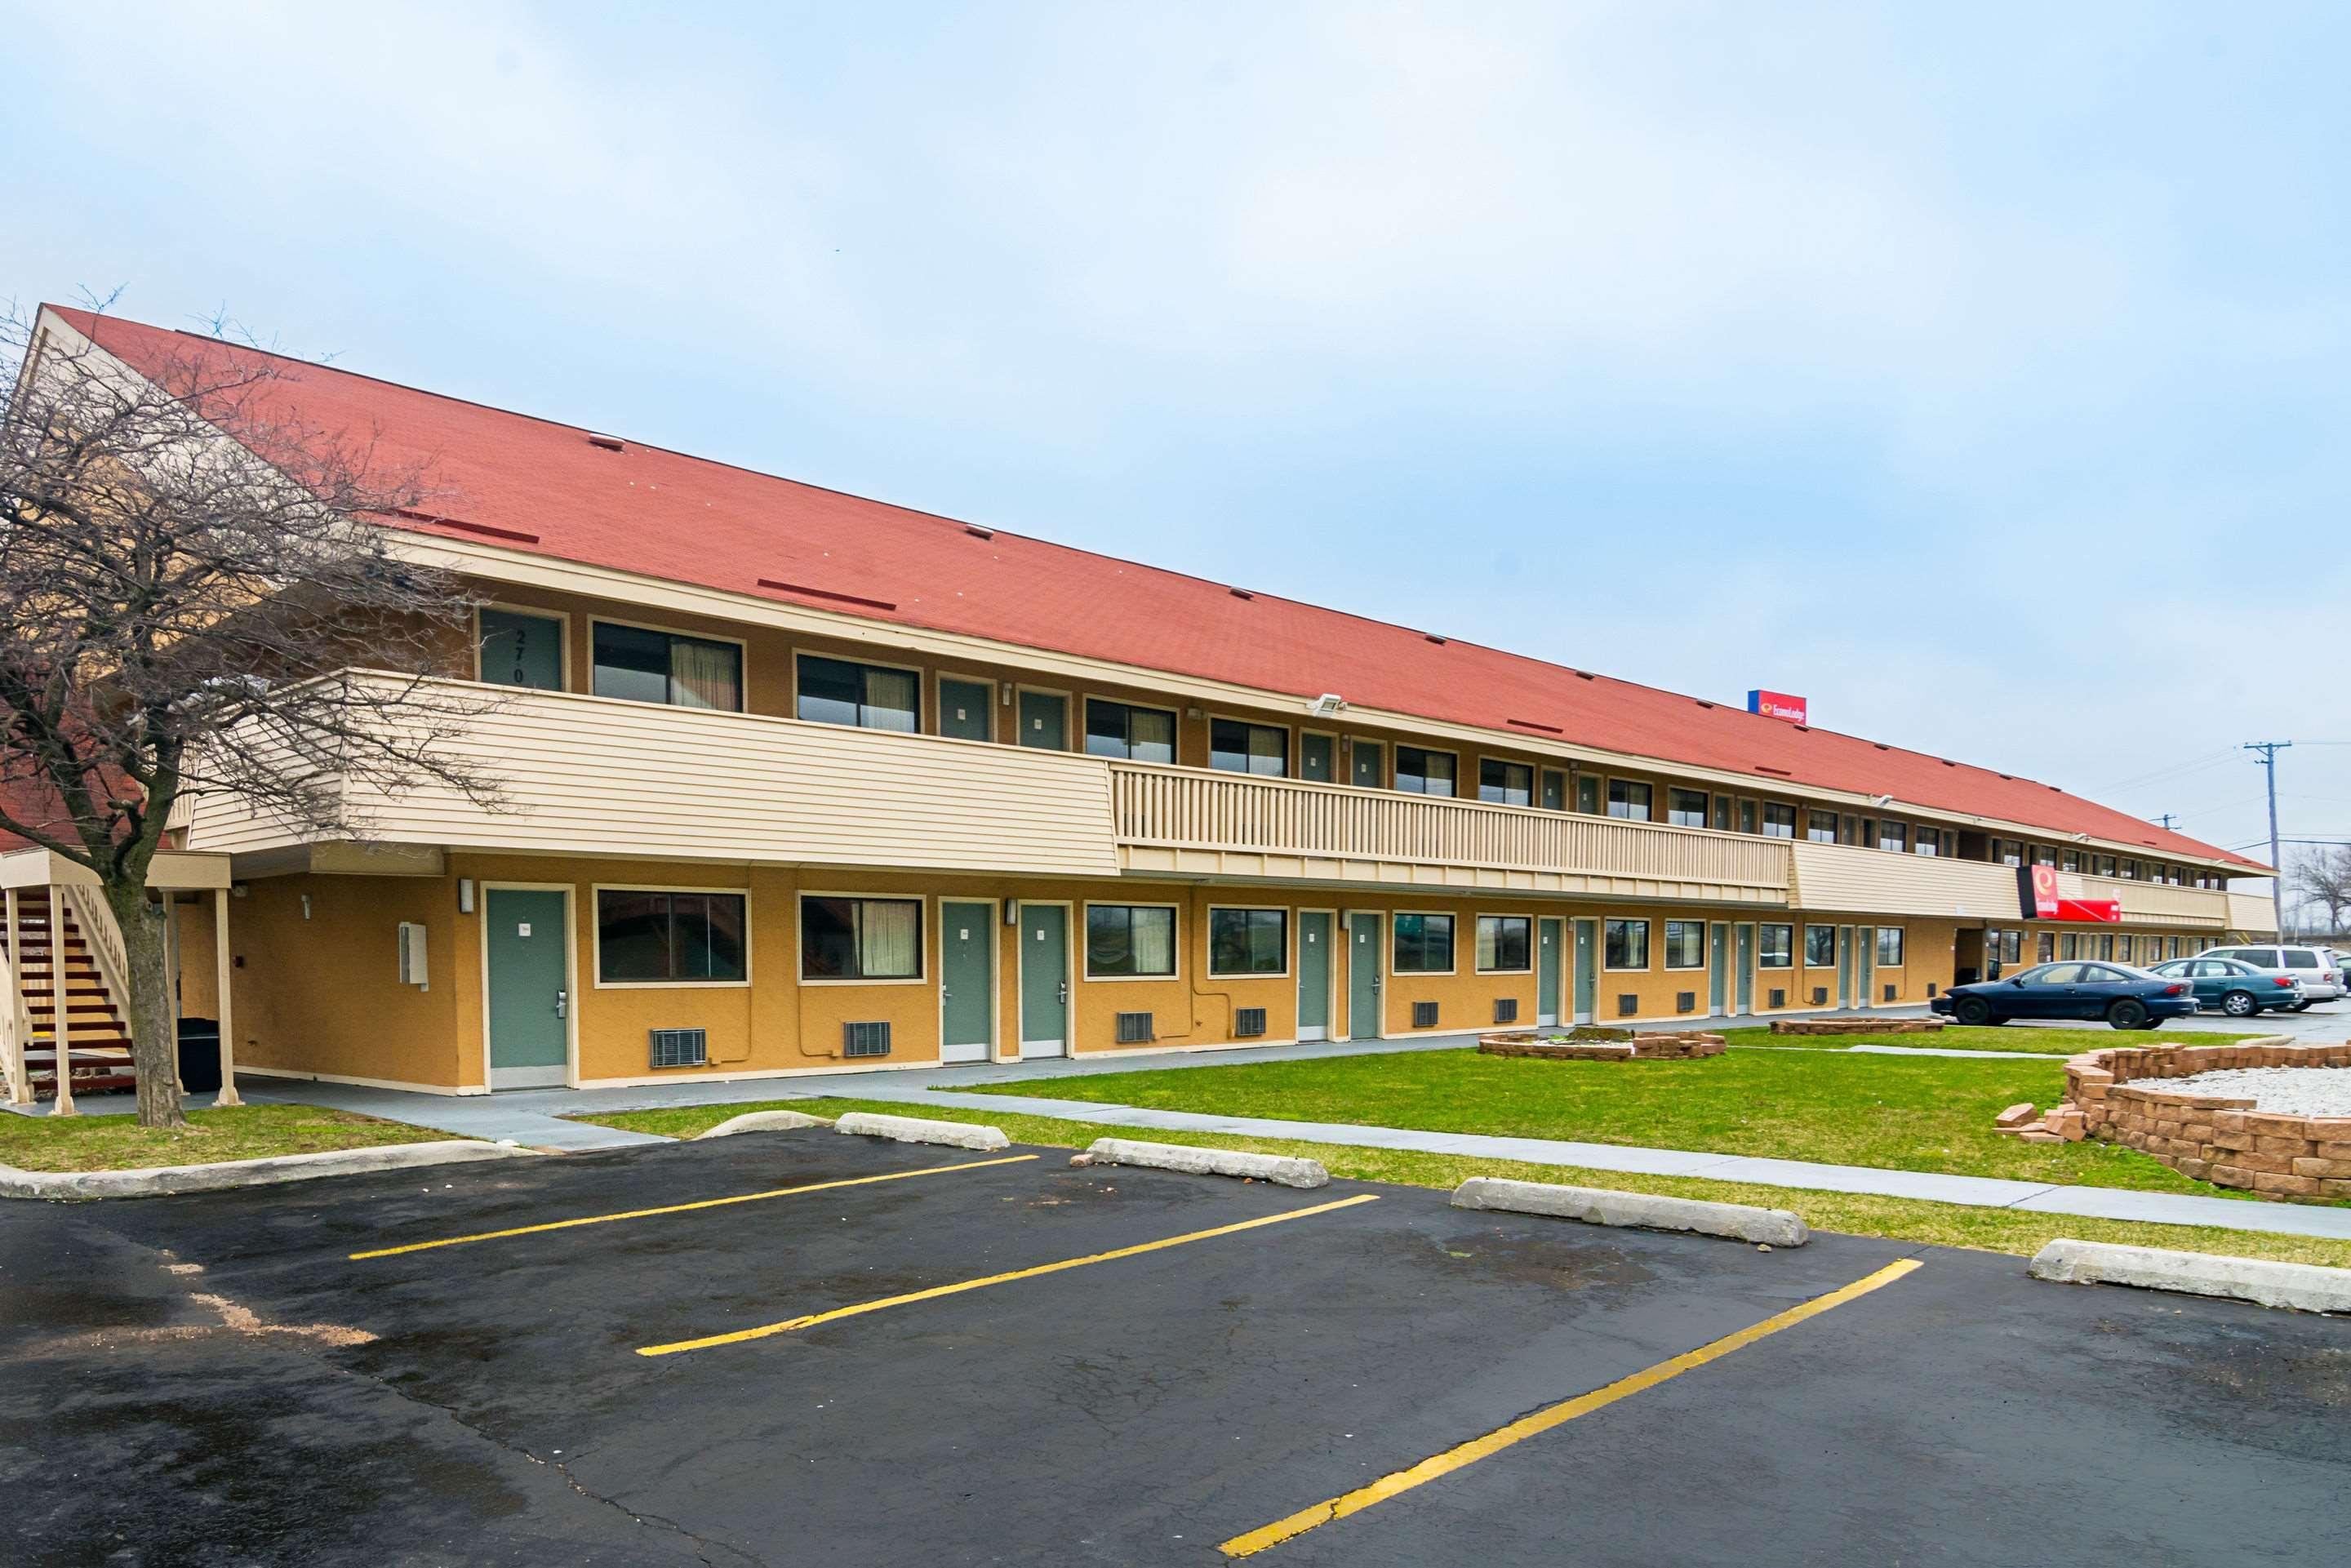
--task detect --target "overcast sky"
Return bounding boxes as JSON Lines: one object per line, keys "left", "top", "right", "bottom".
{"left": 7, "top": 2, "right": 2346, "bottom": 895}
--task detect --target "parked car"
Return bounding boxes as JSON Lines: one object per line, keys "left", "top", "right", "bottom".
{"left": 2196, "top": 944, "right": 2344, "bottom": 1008}
{"left": 1930, "top": 962, "right": 2198, "bottom": 1029}
{"left": 2144, "top": 957, "right": 2304, "bottom": 1018}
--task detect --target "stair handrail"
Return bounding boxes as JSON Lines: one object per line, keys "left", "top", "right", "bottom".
{"left": 0, "top": 938, "right": 29, "bottom": 1105}
{"left": 56, "top": 884, "right": 135, "bottom": 1040}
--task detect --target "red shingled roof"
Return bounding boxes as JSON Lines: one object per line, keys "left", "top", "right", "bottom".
{"left": 49, "top": 306, "right": 2260, "bottom": 870}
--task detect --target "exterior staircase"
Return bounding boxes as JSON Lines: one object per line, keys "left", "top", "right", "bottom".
{"left": 3, "top": 888, "right": 138, "bottom": 1101}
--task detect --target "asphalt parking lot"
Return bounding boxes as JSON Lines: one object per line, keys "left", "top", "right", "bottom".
{"left": 2, "top": 1130, "right": 2347, "bottom": 1567}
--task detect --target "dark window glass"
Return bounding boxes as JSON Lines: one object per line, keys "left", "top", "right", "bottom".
{"left": 597, "top": 890, "right": 746, "bottom": 983}
{"left": 1806, "top": 811, "right": 1838, "bottom": 844}
{"left": 1086, "top": 904, "right": 1176, "bottom": 977}
{"left": 1478, "top": 760, "right": 1531, "bottom": 806}
{"left": 1804, "top": 925, "right": 1835, "bottom": 966}
{"left": 1209, "top": 908, "right": 1288, "bottom": 975}
{"left": 1759, "top": 923, "right": 1794, "bottom": 968}
{"left": 478, "top": 609, "right": 564, "bottom": 691}
{"left": 1604, "top": 918, "right": 1650, "bottom": 969}
{"left": 593, "top": 623, "right": 743, "bottom": 711}
{"left": 1876, "top": 927, "right": 1904, "bottom": 966}
{"left": 1761, "top": 802, "right": 1797, "bottom": 839}
{"left": 1477, "top": 915, "right": 1531, "bottom": 971}
{"left": 1211, "top": 718, "right": 1287, "bottom": 776}
{"left": 1392, "top": 913, "right": 1455, "bottom": 973}
{"left": 1397, "top": 747, "right": 1457, "bottom": 797}
{"left": 799, "top": 896, "right": 922, "bottom": 980}
{"left": 796, "top": 655, "right": 917, "bottom": 731}
{"left": 1668, "top": 788, "right": 1709, "bottom": 828}
{"left": 1607, "top": 780, "right": 1651, "bottom": 820}
{"left": 1084, "top": 700, "right": 1177, "bottom": 763}
{"left": 1663, "top": 920, "right": 1706, "bottom": 969}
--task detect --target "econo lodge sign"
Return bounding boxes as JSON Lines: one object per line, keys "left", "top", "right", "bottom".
{"left": 2017, "top": 864, "right": 2121, "bottom": 924}
{"left": 1746, "top": 689, "right": 1807, "bottom": 723}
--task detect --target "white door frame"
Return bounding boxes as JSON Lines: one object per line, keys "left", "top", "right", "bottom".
{"left": 1016, "top": 899, "right": 1074, "bottom": 1059}
{"left": 937, "top": 896, "right": 999, "bottom": 1065}
{"left": 478, "top": 881, "right": 580, "bottom": 1091}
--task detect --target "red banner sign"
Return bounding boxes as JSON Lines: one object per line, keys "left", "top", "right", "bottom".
{"left": 2016, "top": 865, "right": 2120, "bottom": 923}
{"left": 1746, "top": 689, "right": 1807, "bottom": 724}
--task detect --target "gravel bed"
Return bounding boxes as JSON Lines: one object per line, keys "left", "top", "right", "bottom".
{"left": 2165, "top": 1066, "right": 2351, "bottom": 1117}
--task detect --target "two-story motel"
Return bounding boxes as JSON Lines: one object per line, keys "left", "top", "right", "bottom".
{"left": 11, "top": 306, "right": 2279, "bottom": 1098}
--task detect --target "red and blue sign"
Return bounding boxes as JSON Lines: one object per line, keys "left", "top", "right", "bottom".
{"left": 1746, "top": 689, "right": 1807, "bottom": 723}
{"left": 2018, "top": 864, "right": 2121, "bottom": 924}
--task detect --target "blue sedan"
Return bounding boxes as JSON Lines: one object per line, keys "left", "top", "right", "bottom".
{"left": 1930, "top": 962, "right": 2198, "bottom": 1030}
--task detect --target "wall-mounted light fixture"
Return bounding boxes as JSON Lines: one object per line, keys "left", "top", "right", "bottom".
{"left": 300, "top": 894, "right": 312, "bottom": 921}
{"left": 1004, "top": 900, "right": 1020, "bottom": 926}
{"left": 458, "top": 877, "right": 476, "bottom": 914}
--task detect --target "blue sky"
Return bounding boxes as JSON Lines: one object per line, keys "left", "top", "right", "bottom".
{"left": 7, "top": 2, "right": 2347, "bottom": 898}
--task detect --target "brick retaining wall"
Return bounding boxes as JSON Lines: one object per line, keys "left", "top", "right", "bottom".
{"left": 2055, "top": 1037, "right": 2351, "bottom": 1203}
{"left": 1480, "top": 1030, "right": 1726, "bottom": 1062}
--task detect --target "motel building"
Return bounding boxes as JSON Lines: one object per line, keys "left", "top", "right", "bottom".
{"left": 0, "top": 307, "right": 2281, "bottom": 1102}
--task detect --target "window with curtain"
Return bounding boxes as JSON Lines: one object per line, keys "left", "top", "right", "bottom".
{"left": 592, "top": 623, "right": 744, "bottom": 712}
{"left": 1603, "top": 918, "right": 1649, "bottom": 970}
{"left": 1209, "top": 908, "right": 1288, "bottom": 975}
{"left": 1668, "top": 788, "right": 1709, "bottom": 828}
{"left": 1083, "top": 700, "right": 1177, "bottom": 763}
{"left": 1475, "top": 915, "right": 1531, "bottom": 972}
{"left": 1663, "top": 920, "right": 1705, "bottom": 969}
{"left": 1391, "top": 913, "right": 1455, "bottom": 973}
{"left": 597, "top": 890, "right": 747, "bottom": 983}
{"left": 800, "top": 896, "right": 922, "bottom": 980}
{"left": 1210, "top": 718, "right": 1287, "bottom": 776}
{"left": 1806, "top": 810, "right": 1839, "bottom": 844}
{"left": 1396, "top": 747, "right": 1457, "bottom": 796}
{"left": 795, "top": 655, "right": 918, "bottom": 731}
{"left": 1478, "top": 760, "right": 1531, "bottom": 806}
{"left": 1761, "top": 802, "right": 1797, "bottom": 839}
{"left": 1606, "top": 780, "right": 1651, "bottom": 820}
{"left": 1877, "top": 821, "right": 1908, "bottom": 853}
{"left": 1914, "top": 826, "right": 1941, "bottom": 855}
{"left": 1086, "top": 904, "right": 1176, "bottom": 977}
{"left": 1758, "top": 924, "right": 1794, "bottom": 968}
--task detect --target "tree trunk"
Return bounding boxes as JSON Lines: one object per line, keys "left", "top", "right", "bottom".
{"left": 105, "top": 881, "right": 187, "bottom": 1130}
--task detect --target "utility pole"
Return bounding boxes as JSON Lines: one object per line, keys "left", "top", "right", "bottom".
{"left": 2245, "top": 741, "right": 2291, "bottom": 939}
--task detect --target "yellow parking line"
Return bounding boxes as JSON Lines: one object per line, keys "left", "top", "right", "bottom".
{"left": 638, "top": 1191, "right": 1383, "bottom": 1357}
{"left": 1219, "top": 1256, "right": 1924, "bottom": 1558}
{"left": 347, "top": 1154, "right": 1039, "bottom": 1260}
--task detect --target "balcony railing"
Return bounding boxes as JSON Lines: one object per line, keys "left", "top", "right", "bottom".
{"left": 1108, "top": 762, "right": 1791, "bottom": 901}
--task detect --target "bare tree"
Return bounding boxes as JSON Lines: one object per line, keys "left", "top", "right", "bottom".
{"left": 0, "top": 299, "right": 501, "bottom": 1127}
{"left": 2287, "top": 844, "right": 2351, "bottom": 937}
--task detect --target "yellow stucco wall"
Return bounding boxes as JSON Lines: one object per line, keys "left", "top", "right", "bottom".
{"left": 182, "top": 851, "right": 2231, "bottom": 1093}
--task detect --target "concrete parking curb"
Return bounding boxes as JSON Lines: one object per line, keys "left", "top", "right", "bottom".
{"left": 834, "top": 1112, "right": 1010, "bottom": 1151}
{"left": 0, "top": 1139, "right": 534, "bottom": 1202}
{"left": 695, "top": 1109, "right": 835, "bottom": 1139}
{"left": 1078, "top": 1138, "right": 1328, "bottom": 1188}
{"left": 1451, "top": 1175, "right": 1809, "bottom": 1246}
{"left": 2027, "top": 1238, "right": 2351, "bottom": 1313}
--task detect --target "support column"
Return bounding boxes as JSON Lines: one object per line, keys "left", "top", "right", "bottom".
{"left": 4, "top": 888, "right": 25, "bottom": 1106}
{"left": 212, "top": 887, "right": 242, "bottom": 1108}
{"left": 50, "top": 890, "right": 76, "bottom": 1117}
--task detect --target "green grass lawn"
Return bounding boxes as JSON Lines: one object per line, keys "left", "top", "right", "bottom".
{"left": 572, "top": 1095, "right": 2351, "bottom": 1269}
{"left": 949, "top": 1025, "right": 2282, "bottom": 1198}
{"left": 1721, "top": 1024, "right": 2247, "bottom": 1062}
{"left": 0, "top": 1104, "right": 450, "bottom": 1173}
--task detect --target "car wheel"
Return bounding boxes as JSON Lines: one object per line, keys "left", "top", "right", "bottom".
{"left": 2291, "top": 1001, "right": 2313, "bottom": 1012}
{"left": 2221, "top": 990, "right": 2259, "bottom": 1018}
{"left": 2107, "top": 998, "right": 2149, "bottom": 1029}
{"left": 1954, "top": 996, "right": 1992, "bottom": 1026}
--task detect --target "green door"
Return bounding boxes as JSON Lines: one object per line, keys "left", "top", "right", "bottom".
{"left": 1297, "top": 912, "right": 1332, "bottom": 1040}
{"left": 478, "top": 609, "right": 563, "bottom": 691}
{"left": 1350, "top": 740, "right": 1384, "bottom": 790}
{"left": 940, "top": 900, "right": 993, "bottom": 1064}
{"left": 939, "top": 679, "right": 993, "bottom": 742}
{"left": 1572, "top": 919, "right": 1597, "bottom": 1022}
{"left": 486, "top": 888, "right": 567, "bottom": 1089}
{"left": 1017, "top": 691, "right": 1066, "bottom": 749}
{"left": 1536, "top": 917, "right": 1563, "bottom": 1024}
{"left": 1300, "top": 734, "right": 1335, "bottom": 784}
{"left": 1735, "top": 924, "right": 1755, "bottom": 1014}
{"left": 1346, "top": 913, "right": 1383, "bottom": 1039}
{"left": 1857, "top": 927, "right": 1876, "bottom": 1008}
{"left": 1709, "top": 924, "right": 1730, "bottom": 1015}
{"left": 1837, "top": 927, "right": 1854, "bottom": 1008}
{"left": 1019, "top": 904, "right": 1068, "bottom": 1057}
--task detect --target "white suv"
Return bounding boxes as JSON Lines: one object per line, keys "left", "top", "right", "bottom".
{"left": 2200, "top": 945, "right": 2344, "bottom": 1008}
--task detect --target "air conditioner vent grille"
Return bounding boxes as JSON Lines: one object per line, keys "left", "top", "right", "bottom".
{"left": 843, "top": 1021, "right": 892, "bottom": 1058}
{"left": 650, "top": 1028, "right": 707, "bottom": 1068}
{"left": 1232, "top": 1007, "right": 1267, "bottom": 1038}
{"left": 1115, "top": 1011, "right": 1155, "bottom": 1045}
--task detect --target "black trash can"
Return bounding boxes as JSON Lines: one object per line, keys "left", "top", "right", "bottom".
{"left": 177, "top": 1018, "right": 223, "bottom": 1093}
